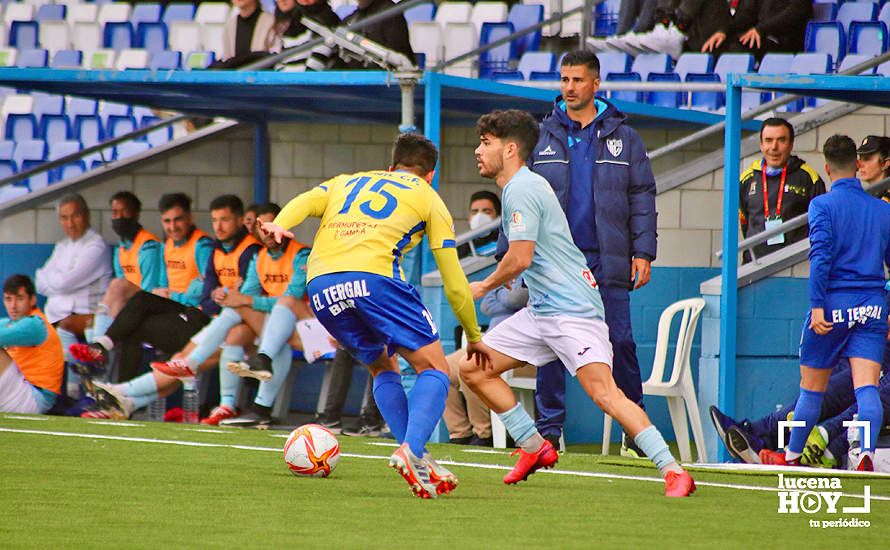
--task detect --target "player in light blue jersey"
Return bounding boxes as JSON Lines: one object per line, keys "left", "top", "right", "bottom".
{"left": 459, "top": 109, "right": 695, "bottom": 497}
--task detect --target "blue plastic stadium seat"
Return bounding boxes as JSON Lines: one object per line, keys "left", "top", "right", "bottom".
{"left": 594, "top": 0, "right": 621, "bottom": 36}
{"left": 529, "top": 70, "right": 560, "bottom": 80}
{"left": 136, "top": 22, "right": 168, "bottom": 55}
{"left": 647, "top": 72, "right": 682, "bottom": 108}
{"left": 16, "top": 48, "right": 48, "bottom": 68}
{"left": 21, "top": 159, "right": 48, "bottom": 190}
{"left": 33, "top": 93, "right": 65, "bottom": 118}
{"left": 5, "top": 114, "right": 37, "bottom": 141}
{"left": 838, "top": 53, "right": 877, "bottom": 74}
{"left": 131, "top": 3, "right": 163, "bottom": 25}
{"left": 837, "top": 2, "right": 879, "bottom": 34}
{"left": 37, "top": 4, "right": 66, "bottom": 21}
{"left": 0, "top": 140, "right": 14, "bottom": 160}
{"left": 68, "top": 97, "right": 98, "bottom": 120}
{"left": 0, "top": 159, "right": 16, "bottom": 178}
{"left": 9, "top": 21, "right": 39, "bottom": 49}
{"left": 114, "top": 140, "right": 150, "bottom": 160}
{"left": 53, "top": 161, "right": 87, "bottom": 183}
{"left": 107, "top": 115, "right": 137, "bottom": 138}
{"left": 517, "top": 51, "right": 554, "bottom": 80}
{"left": 783, "top": 53, "right": 832, "bottom": 110}
{"left": 101, "top": 103, "right": 133, "bottom": 126}
{"left": 479, "top": 22, "right": 516, "bottom": 78}
{"left": 74, "top": 115, "right": 104, "bottom": 148}
{"left": 150, "top": 49, "right": 181, "bottom": 70}
{"left": 163, "top": 3, "right": 197, "bottom": 25}
{"left": 713, "top": 53, "right": 755, "bottom": 81}
{"left": 491, "top": 70, "right": 524, "bottom": 80}
{"left": 414, "top": 52, "right": 425, "bottom": 70}
{"left": 507, "top": 4, "right": 543, "bottom": 57}
{"left": 13, "top": 140, "right": 48, "bottom": 170}
{"left": 39, "top": 114, "right": 72, "bottom": 142}
{"left": 848, "top": 21, "right": 888, "bottom": 55}
{"left": 674, "top": 53, "right": 712, "bottom": 80}
{"left": 598, "top": 51, "right": 631, "bottom": 79}
{"left": 606, "top": 72, "right": 642, "bottom": 103}
{"left": 686, "top": 72, "right": 723, "bottom": 111}
{"left": 49, "top": 139, "right": 82, "bottom": 161}
{"left": 104, "top": 22, "right": 135, "bottom": 50}
{"left": 756, "top": 53, "right": 795, "bottom": 104}
{"left": 630, "top": 53, "right": 672, "bottom": 80}
{"left": 51, "top": 49, "right": 83, "bottom": 68}
{"left": 140, "top": 116, "right": 173, "bottom": 147}
{"left": 805, "top": 22, "right": 845, "bottom": 66}
{"left": 404, "top": 2, "right": 436, "bottom": 25}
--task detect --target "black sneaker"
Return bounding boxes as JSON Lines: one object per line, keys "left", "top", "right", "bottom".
{"left": 725, "top": 426, "right": 762, "bottom": 464}
{"left": 227, "top": 354, "right": 273, "bottom": 382}
{"left": 620, "top": 432, "right": 648, "bottom": 459}
{"left": 314, "top": 417, "right": 343, "bottom": 434}
{"left": 342, "top": 424, "right": 384, "bottom": 437}
{"left": 218, "top": 404, "right": 273, "bottom": 429}
{"left": 449, "top": 435, "right": 472, "bottom": 445}
{"left": 470, "top": 435, "right": 494, "bottom": 447}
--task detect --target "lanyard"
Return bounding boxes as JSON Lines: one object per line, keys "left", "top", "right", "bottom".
{"left": 762, "top": 162, "right": 787, "bottom": 220}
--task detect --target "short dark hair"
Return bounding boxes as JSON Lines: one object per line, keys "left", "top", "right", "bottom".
{"left": 760, "top": 118, "right": 795, "bottom": 143}
{"left": 254, "top": 202, "right": 281, "bottom": 218}
{"left": 3, "top": 274, "right": 35, "bottom": 297}
{"left": 469, "top": 190, "right": 501, "bottom": 216}
{"left": 560, "top": 50, "right": 600, "bottom": 77}
{"left": 391, "top": 133, "right": 438, "bottom": 175}
{"left": 476, "top": 109, "right": 540, "bottom": 161}
{"left": 58, "top": 192, "right": 88, "bottom": 215}
{"left": 823, "top": 134, "right": 858, "bottom": 172}
{"left": 209, "top": 194, "right": 244, "bottom": 216}
{"left": 110, "top": 191, "right": 141, "bottom": 215}
{"left": 158, "top": 192, "right": 192, "bottom": 214}
{"left": 246, "top": 203, "right": 261, "bottom": 215}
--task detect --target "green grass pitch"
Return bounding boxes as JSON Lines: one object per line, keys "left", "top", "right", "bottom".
{"left": 1, "top": 415, "right": 887, "bottom": 548}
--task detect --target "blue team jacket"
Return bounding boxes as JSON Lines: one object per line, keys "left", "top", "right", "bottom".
{"left": 808, "top": 177, "right": 890, "bottom": 308}
{"left": 527, "top": 97, "right": 658, "bottom": 289}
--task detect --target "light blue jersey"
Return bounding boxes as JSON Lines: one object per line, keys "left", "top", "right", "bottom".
{"left": 501, "top": 166, "right": 605, "bottom": 319}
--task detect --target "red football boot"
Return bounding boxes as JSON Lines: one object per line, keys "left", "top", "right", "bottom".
{"left": 759, "top": 449, "right": 799, "bottom": 466}
{"left": 664, "top": 470, "right": 696, "bottom": 497}
{"left": 503, "top": 439, "right": 558, "bottom": 484}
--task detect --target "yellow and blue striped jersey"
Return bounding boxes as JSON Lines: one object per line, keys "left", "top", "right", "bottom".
{"left": 274, "top": 170, "right": 456, "bottom": 282}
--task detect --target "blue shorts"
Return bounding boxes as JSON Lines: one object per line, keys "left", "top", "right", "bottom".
{"left": 307, "top": 272, "right": 439, "bottom": 366}
{"left": 799, "top": 291, "right": 888, "bottom": 369}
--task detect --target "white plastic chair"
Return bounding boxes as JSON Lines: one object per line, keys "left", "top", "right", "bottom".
{"left": 443, "top": 22, "right": 477, "bottom": 77}
{"left": 71, "top": 22, "right": 102, "bottom": 55}
{"left": 195, "top": 2, "right": 231, "bottom": 25}
{"left": 601, "top": 297, "right": 708, "bottom": 462}
{"left": 67, "top": 3, "right": 98, "bottom": 25}
{"left": 434, "top": 1, "right": 473, "bottom": 28}
{"left": 98, "top": 3, "right": 132, "bottom": 25}
{"left": 116, "top": 48, "right": 149, "bottom": 70}
{"left": 169, "top": 21, "right": 202, "bottom": 53}
{"left": 409, "top": 21, "right": 442, "bottom": 67}
{"left": 470, "top": 1, "right": 508, "bottom": 34}
{"left": 39, "top": 21, "right": 71, "bottom": 55}
{"left": 200, "top": 23, "right": 226, "bottom": 58}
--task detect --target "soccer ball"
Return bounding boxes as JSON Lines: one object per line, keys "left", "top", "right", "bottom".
{"left": 283, "top": 424, "right": 340, "bottom": 477}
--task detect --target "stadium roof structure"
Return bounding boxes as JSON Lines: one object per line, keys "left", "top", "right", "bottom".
{"left": 0, "top": 68, "right": 754, "bottom": 130}
{"left": 715, "top": 72, "right": 890, "bottom": 461}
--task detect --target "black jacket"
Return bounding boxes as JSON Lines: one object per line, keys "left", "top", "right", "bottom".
{"left": 337, "top": 0, "right": 415, "bottom": 68}
{"left": 726, "top": 0, "right": 811, "bottom": 53}
{"left": 738, "top": 155, "right": 826, "bottom": 261}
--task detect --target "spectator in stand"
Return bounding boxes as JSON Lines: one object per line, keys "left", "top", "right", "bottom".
{"left": 701, "top": 0, "right": 811, "bottom": 59}
{"left": 616, "top": 0, "right": 658, "bottom": 36}
{"left": 34, "top": 193, "right": 112, "bottom": 396}
{"left": 314, "top": 348, "right": 386, "bottom": 436}
{"left": 738, "top": 118, "right": 825, "bottom": 262}
{"left": 856, "top": 135, "right": 890, "bottom": 202}
{"left": 335, "top": 0, "right": 414, "bottom": 68}
{"left": 218, "top": 0, "right": 280, "bottom": 67}
{"left": 0, "top": 275, "right": 65, "bottom": 414}
{"left": 273, "top": 0, "right": 341, "bottom": 71}
{"left": 244, "top": 203, "right": 260, "bottom": 234}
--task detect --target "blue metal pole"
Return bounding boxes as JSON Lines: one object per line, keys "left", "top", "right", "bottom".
{"left": 718, "top": 77, "right": 741, "bottom": 462}
{"left": 253, "top": 121, "right": 270, "bottom": 204}
{"left": 422, "top": 71, "right": 442, "bottom": 276}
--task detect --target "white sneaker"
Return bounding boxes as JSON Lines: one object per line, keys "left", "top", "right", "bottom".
{"left": 637, "top": 23, "right": 686, "bottom": 60}
{"left": 605, "top": 33, "right": 647, "bottom": 56}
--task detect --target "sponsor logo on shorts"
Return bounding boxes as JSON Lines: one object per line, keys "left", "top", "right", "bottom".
{"left": 311, "top": 279, "right": 371, "bottom": 317}
{"left": 829, "top": 305, "right": 883, "bottom": 327}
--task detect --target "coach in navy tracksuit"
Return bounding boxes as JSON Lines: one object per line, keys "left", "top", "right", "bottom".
{"left": 520, "top": 50, "right": 657, "bottom": 453}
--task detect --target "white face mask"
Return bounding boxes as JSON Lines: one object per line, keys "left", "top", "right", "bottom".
{"left": 468, "top": 212, "right": 495, "bottom": 230}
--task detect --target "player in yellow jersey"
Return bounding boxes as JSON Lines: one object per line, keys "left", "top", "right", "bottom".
{"left": 262, "top": 133, "right": 490, "bottom": 499}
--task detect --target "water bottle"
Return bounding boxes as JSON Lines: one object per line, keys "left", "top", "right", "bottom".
{"left": 182, "top": 376, "right": 200, "bottom": 424}
{"left": 147, "top": 396, "right": 166, "bottom": 422}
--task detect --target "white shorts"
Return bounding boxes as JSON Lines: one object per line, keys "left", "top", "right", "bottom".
{"left": 482, "top": 308, "right": 613, "bottom": 376}
{"left": 0, "top": 362, "right": 42, "bottom": 414}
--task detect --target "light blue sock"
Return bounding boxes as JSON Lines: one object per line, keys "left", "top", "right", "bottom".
{"left": 498, "top": 402, "right": 539, "bottom": 446}
{"left": 404, "top": 369, "right": 449, "bottom": 457}
{"left": 130, "top": 391, "right": 158, "bottom": 410}
{"left": 255, "top": 344, "right": 293, "bottom": 408}
{"left": 373, "top": 370, "right": 409, "bottom": 443}
{"left": 219, "top": 344, "right": 244, "bottom": 408}
{"left": 57, "top": 327, "right": 78, "bottom": 363}
{"left": 855, "top": 385, "right": 883, "bottom": 452}
{"left": 258, "top": 304, "right": 296, "bottom": 358}
{"left": 787, "top": 387, "right": 824, "bottom": 456}
{"left": 188, "top": 307, "right": 242, "bottom": 366}
{"left": 92, "top": 312, "right": 113, "bottom": 340}
{"left": 123, "top": 372, "right": 159, "bottom": 398}
{"left": 634, "top": 425, "right": 678, "bottom": 473}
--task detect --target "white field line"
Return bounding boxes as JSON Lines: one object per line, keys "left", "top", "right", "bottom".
{"left": 1, "top": 426, "right": 887, "bottom": 501}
